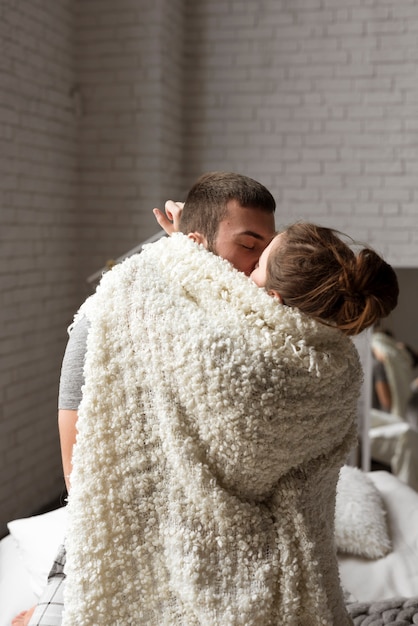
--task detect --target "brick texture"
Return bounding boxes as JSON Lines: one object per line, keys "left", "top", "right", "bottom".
{"left": 1, "top": 0, "right": 418, "bottom": 536}
{"left": 184, "top": 0, "right": 418, "bottom": 266}
{"left": 0, "top": 1, "right": 78, "bottom": 535}
{"left": 75, "top": 0, "right": 185, "bottom": 279}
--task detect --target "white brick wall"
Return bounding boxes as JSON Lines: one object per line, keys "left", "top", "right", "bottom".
{"left": 184, "top": 0, "right": 418, "bottom": 267}
{"left": 1, "top": 0, "right": 418, "bottom": 535}
{"left": 0, "top": 0, "right": 187, "bottom": 534}
{"left": 0, "top": 1, "right": 79, "bottom": 535}
{"left": 75, "top": 0, "right": 185, "bottom": 279}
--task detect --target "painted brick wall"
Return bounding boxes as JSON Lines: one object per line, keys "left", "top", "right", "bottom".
{"left": 0, "top": 1, "right": 79, "bottom": 535}
{"left": 183, "top": 0, "right": 418, "bottom": 267}
{"left": 0, "top": 0, "right": 187, "bottom": 533}
{"left": 2, "top": 0, "right": 418, "bottom": 534}
{"left": 76, "top": 0, "right": 185, "bottom": 281}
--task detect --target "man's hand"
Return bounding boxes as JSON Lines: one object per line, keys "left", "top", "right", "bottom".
{"left": 153, "top": 200, "right": 184, "bottom": 235}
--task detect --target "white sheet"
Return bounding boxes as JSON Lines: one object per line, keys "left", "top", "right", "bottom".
{"left": 0, "top": 534, "right": 37, "bottom": 626}
{"left": 0, "top": 506, "right": 66, "bottom": 626}
{"left": 338, "top": 470, "right": 418, "bottom": 601}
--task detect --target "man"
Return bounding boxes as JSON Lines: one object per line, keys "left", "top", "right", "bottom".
{"left": 59, "top": 172, "right": 276, "bottom": 499}
{"left": 19, "top": 171, "right": 276, "bottom": 626}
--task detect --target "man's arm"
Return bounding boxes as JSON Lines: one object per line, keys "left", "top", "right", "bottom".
{"left": 58, "top": 409, "right": 78, "bottom": 492}
{"left": 58, "top": 315, "right": 89, "bottom": 492}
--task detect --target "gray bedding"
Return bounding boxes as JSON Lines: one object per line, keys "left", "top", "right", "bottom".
{"left": 347, "top": 597, "right": 418, "bottom": 625}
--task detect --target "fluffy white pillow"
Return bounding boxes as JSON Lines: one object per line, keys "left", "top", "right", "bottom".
{"left": 335, "top": 466, "right": 392, "bottom": 559}
{"left": 7, "top": 507, "right": 67, "bottom": 597}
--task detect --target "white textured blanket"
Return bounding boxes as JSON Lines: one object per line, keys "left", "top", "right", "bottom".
{"left": 63, "top": 234, "right": 362, "bottom": 626}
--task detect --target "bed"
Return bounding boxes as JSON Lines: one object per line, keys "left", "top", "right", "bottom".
{"left": 0, "top": 507, "right": 67, "bottom": 626}
{"left": 1, "top": 470, "right": 418, "bottom": 626}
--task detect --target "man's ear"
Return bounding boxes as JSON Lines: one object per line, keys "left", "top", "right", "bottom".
{"left": 268, "top": 289, "right": 283, "bottom": 303}
{"left": 188, "top": 232, "right": 208, "bottom": 248}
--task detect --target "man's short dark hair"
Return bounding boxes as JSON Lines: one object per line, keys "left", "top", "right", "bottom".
{"left": 179, "top": 172, "right": 276, "bottom": 248}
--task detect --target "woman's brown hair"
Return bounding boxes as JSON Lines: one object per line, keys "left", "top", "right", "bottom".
{"left": 266, "top": 223, "right": 399, "bottom": 336}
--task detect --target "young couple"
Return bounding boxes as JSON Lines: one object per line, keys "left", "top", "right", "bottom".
{"left": 16, "top": 171, "right": 398, "bottom": 626}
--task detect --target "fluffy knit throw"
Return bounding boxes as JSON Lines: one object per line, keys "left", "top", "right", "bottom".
{"left": 62, "top": 234, "right": 362, "bottom": 626}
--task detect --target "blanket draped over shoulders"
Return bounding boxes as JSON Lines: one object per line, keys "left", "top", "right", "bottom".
{"left": 62, "top": 233, "right": 362, "bottom": 626}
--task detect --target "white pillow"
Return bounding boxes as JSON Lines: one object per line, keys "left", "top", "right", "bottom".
{"left": 335, "top": 466, "right": 392, "bottom": 559}
{"left": 7, "top": 507, "right": 67, "bottom": 597}
{"left": 339, "top": 471, "right": 418, "bottom": 601}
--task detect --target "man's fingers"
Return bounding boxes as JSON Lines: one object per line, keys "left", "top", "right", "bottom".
{"left": 165, "top": 201, "right": 184, "bottom": 231}
{"left": 153, "top": 201, "right": 184, "bottom": 235}
{"left": 153, "top": 208, "right": 175, "bottom": 235}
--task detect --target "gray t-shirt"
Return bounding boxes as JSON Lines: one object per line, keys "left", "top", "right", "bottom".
{"left": 58, "top": 315, "right": 89, "bottom": 410}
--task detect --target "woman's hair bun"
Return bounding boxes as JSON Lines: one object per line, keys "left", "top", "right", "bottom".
{"left": 265, "top": 222, "right": 399, "bottom": 336}
{"left": 336, "top": 248, "right": 399, "bottom": 335}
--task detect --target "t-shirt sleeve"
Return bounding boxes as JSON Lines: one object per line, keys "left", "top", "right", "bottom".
{"left": 58, "top": 315, "right": 89, "bottom": 410}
